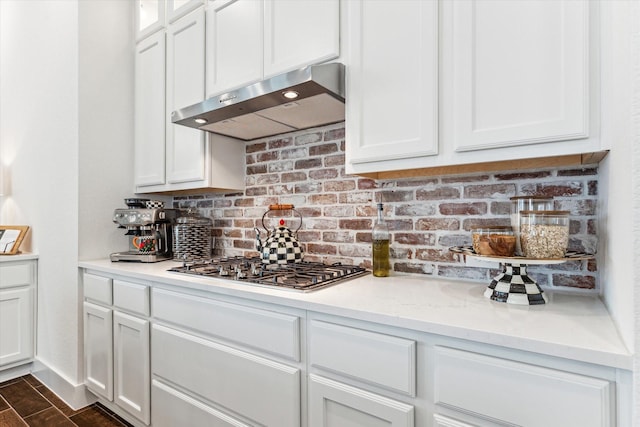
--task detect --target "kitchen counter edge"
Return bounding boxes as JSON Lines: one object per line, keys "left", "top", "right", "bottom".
{"left": 0, "top": 253, "right": 38, "bottom": 262}
{"left": 78, "top": 258, "right": 633, "bottom": 371}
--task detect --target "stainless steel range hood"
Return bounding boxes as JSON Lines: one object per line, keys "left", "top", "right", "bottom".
{"left": 171, "top": 63, "right": 345, "bottom": 141}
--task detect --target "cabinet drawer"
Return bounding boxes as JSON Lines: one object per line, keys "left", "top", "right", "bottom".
{"left": 309, "top": 320, "right": 416, "bottom": 396}
{"left": 309, "top": 374, "right": 414, "bottom": 427}
{"left": 433, "top": 414, "right": 478, "bottom": 427}
{"left": 83, "top": 273, "right": 112, "bottom": 305}
{"left": 152, "top": 324, "right": 300, "bottom": 427}
{"left": 152, "top": 379, "right": 250, "bottom": 427}
{"left": 0, "top": 261, "right": 34, "bottom": 289}
{"left": 152, "top": 288, "right": 300, "bottom": 360}
{"left": 434, "top": 347, "right": 613, "bottom": 427}
{"left": 113, "top": 280, "right": 149, "bottom": 316}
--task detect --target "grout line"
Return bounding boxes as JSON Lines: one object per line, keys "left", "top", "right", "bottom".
{"left": 23, "top": 405, "right": 70, "bottom": 425}
{"left": 0, "top": 375, "right": 127, "bottom": 426}
{"left": 0, "top": 407, "right": 28, "bottom": 426}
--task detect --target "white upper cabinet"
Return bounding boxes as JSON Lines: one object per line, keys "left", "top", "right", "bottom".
{"left": 134, "top": 5, "right": 246, "bottom": 194}
{"left": 166, "top": 8, "right": 207, "bottom": 185}
{"left": 346, "top": 0, "right": 601, "bottom": 177}
{"left": 264, "top": 0, "right": 340, "bottom": 78}
{"left": 167, "top": 0, "right": 204, "bottom": 23}
{"left": 135, "top": 0, "right": 165, "bottom": 41}
{"left": 446, "top": 0, "right": 590, "bottom": 152}
{"left": 135, "top": 0, "right": 204, "bottom": 39}
{"left": 134, "top": 31, "right": 166, "bottom": 187}
{"left": 345, "top": 0, "right": 439, "bottom": 166}
{"left": 206, "top": 0, "right": 263, "bottom": 96}
{"left": 206, "top": 0, "right": 340, "bottom": 98}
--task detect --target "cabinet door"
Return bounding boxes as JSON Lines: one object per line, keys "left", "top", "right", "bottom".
{"left": 309, "top": 374, "right": 414, "bottom": 427}
{"left": 446, "top": 0, "right": 589, "bottom": 152}
{"left": 0, "top": 288, "right": 33, "bottom": 367}
{"left": 166, "top": 8, "right": 207, "bottom": 185}
{"left": 206, "top": 0, "right": 263, "bottom": 96}
{"left": 167, "top": 0, "right": 204, "bottom": 23}
{"left": 345, "top": 0, "right": 438, "bottom": 166}
{"left": 84, "top": 302, "right": 113, "bottom": 401}
{"left": 114, "top": 312, "right": 150, "bottom": 425}
{"left": 134, "top": 31, "right": 167, "bottom": 187}
{"left": 264, "top": 0, "right": 340, "bottom": 78}
{"left": 135, "top": 0, "right": 165, "bottom": 41}
{"left": 152, "top": 324, "right": 300, "bottom": 427}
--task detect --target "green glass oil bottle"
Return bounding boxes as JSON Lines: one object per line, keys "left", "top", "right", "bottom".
{"left": 372, "top": 203, "right": 390, "bottom": 277}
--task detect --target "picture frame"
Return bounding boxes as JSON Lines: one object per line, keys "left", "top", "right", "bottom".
{"left": 0, "top": 225, "right": 29, "bottom": 255}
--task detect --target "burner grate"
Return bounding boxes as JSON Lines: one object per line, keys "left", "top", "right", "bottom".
{"left": 168, "top": 256, "right": 369, "bottom": 292}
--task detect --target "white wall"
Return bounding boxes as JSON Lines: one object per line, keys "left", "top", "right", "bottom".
{"left": 599, "top": 1, "right": 636, "bottom": 347}
{"left": 78, "top": 1, "right": 135, "bottom": 260}
{"left": 630, "top": 2, "right": 640, "bottom": 423}
{"left": 0, "top": 0, "right": 80, "bottom": 386}
{"left": 0, "top": 0, "right": 134, "bottom": 404}
{"left": 598, "top": 1, "right": 640, "bottom": 423}
{"left": 77, "top": 0, "right": 135, "bottom": 387}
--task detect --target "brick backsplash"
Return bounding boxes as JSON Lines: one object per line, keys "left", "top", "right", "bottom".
{"left": 173, "top": 123, "right": 600, "bottom": 293}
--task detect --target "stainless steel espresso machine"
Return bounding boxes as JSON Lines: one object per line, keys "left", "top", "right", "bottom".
{"left": 110, "top": 206, "right": 182, "bottom": 262}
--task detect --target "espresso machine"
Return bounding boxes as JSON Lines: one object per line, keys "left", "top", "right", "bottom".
{"left": 110, "top": 206, "right": 182, "bottom": 262}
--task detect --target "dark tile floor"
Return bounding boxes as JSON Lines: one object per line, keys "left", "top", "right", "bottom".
{"left": 0, "top": 375, "right": 132, "bottom": 427}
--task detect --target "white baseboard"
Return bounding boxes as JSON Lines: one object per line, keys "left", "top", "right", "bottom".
{"left": 0, "top": 362, "right": 33, "bottom": 383}
{"left": 31, "top": 359, "right": 97, "bottom": 410}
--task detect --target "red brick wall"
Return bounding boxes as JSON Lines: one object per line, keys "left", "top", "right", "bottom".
{"left": 174, "top": 123, "right": 599, "bottom": 292}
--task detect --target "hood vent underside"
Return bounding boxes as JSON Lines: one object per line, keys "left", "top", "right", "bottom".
{"left": 171, "top": 63, "right": 345, "bottom": 141}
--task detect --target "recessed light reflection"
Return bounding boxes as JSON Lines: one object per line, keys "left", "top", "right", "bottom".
{"left": 283, "top": 91, "right": 299, "bottom": 99}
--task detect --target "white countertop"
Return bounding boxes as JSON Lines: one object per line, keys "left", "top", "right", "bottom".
{"left": 79, "top": 258, "right": 633, "bottom": 370}
{"left": 0, "top": 253, "right": 38, "bottom": 262}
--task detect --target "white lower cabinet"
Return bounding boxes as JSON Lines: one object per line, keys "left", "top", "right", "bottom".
{"left": 0, "top": 288, "right": 34, "bottom": 368}
{"left": 309, "top": 374, "right": 414, "bottom": 427}
{"left": 152, "top": 379, "right": 250, "bottom": 427}
{"left": 308, "top": 316, "right": 417, "bottom": 427}
{"left": 308, "top": 313, "right": 619, "bottom": 427}
{"left": 113, "top": 311, "right": 150, "bottom": 424}
{"left": 150, "top": 288, "right": 303, "bottom": 427}
{"left": 0, "top": 259, "right": 36, "bottom": 371}
{"left": 80, "top": 269, "right": 625, "bottom": 426}
{"left": 83, "top": 273, "right": 151, "bottom": 425}
{"left": 433, "top": 346, "right": 614, "bottom": 427}
{"left": 84, "top": 302, "right": 113, "bottom": 400}
{"left": 152, "top": 324, "right": 300, "bottom": 426}
{"left": 432, "top": 414, "right": 479, "bottom": 427}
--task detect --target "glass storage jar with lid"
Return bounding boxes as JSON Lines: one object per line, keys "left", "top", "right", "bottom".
{"left": 471, "top": 226, "right": 515, "bottom": 257}
{"left": 510, "top": 196, "right": 554, "bottom": 255}
{"left": 519, "top": 210, "right": 570, "bottom": 259}
{"left": 173, "top": 213, "right": 213, "bottom": 261}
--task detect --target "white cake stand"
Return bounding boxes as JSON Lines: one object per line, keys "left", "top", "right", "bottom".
{"left": 449, "top": 246, "right": 594, "bottom": 305}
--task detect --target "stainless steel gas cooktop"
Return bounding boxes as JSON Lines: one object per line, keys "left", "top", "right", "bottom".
{"left": 168, "top": 256, "right": 369, "bottom": 292}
